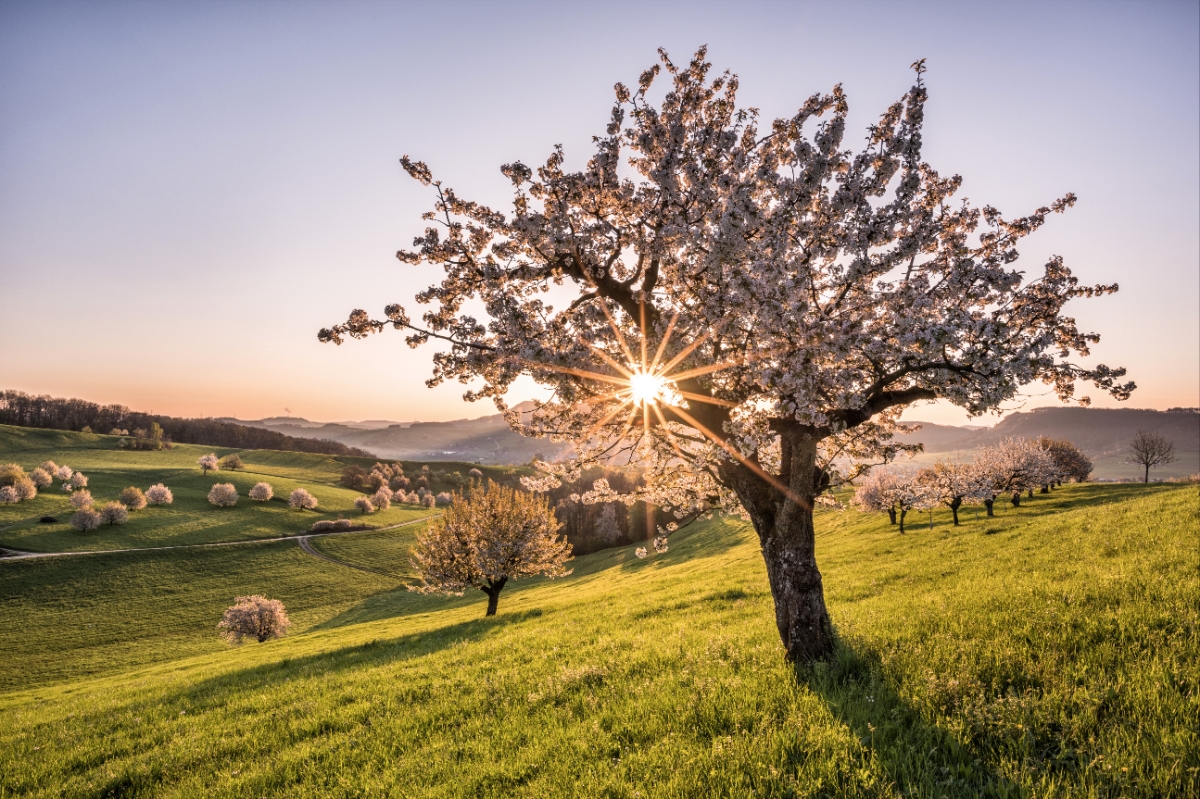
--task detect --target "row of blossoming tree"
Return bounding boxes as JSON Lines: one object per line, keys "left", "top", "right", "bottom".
{"left": 851, "top": 437, "right": 1091, "bottom": 532}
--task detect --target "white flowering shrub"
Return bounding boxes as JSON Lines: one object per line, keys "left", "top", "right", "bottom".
{"left": 70, "top": 508, "right": 101, "bottom": 532}
{"left": 69, "top": 472, "right": 88, "bottom": 490}
{"left": 288, "top": 488, "right": 317, "bottom": 511}
{"left": 420, "top": 493, "right": 435, "bottom": 508}
{"left": 249, "top": 482, "right": 274, "bottom": 502}
{"left": 0, "top": 486, "right": 17, "bottom": 505}
{"left": 55, "top": 465, "right": 73, "bottom": 483}
{"left": 593, "top": 504, "right": 623, "bottom": 545}
{"left": 468, "top": 468, "right": 484, "bottom": 480}
{"left": 217, "top": 596, "right": 291, "bottom": 645}
{"left": 198, "top": 454, "right": 219, "bottom": 475}
{"left": 145, "top": 483, "right": 174, "bottom": 505}
{"left": 434, "top": 491, "right": 453, "bottom": 507}
{"left": 30, "top": 468, "right": 52, "bottom": 489}
{"left": 40, "top": 460, "right": 58, "bottom": 475}
{"left": 70, "top": 490, "right": 94, "bottom": 509}
{"left": 410, "top": 483, "right": 571, "bottom": 615}
{"left": 208, "top": 483, "right": 239, "bottom": 507}
{"left": 355, "top": 496, "right": 375, "bottom": 514}
{"left": 321, "top": 49, "right": 1132, "bottom": 661}
{"left": 98, "top": 501, "right": 129, "bottom": 526}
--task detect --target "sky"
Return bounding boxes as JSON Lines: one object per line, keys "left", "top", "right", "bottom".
{"left": 1, "top": 0, "right": 1197, "bottom": 427}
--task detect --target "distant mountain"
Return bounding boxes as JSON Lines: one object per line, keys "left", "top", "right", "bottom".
{"left": 901, "top": 407, "right": 1198, "bottom": 455}
{"left": 220, "top": 404, "right": 1199, "bottom": 472}
{"left": 225, "top": 402, "right": 562, "bottom": 465}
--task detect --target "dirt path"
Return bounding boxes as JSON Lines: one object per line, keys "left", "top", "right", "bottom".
{"left": 295, "top": 535, "right": 405, "bottom": 579}
{"left": 0, "top": 515, "right": 437, "bottom": 562}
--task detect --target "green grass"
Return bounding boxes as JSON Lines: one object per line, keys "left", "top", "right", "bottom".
{"left": 1, "top": 481, "right": 1196, "bottom": 797}
{"left": 307, "top": 521, "right": 435, "bottom": 579}
{"left": 0, "top": 425, "right": 433, "bottom": 552}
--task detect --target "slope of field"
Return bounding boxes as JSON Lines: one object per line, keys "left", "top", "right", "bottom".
{"left": 1, "top": 483, "right": 1195, "bottom": 798}
{"left": 0, "top": 425, "right": 505, "bottom": 553}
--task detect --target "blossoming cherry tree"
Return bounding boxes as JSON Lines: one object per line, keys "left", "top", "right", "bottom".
{"left": 322, "top": 49, "right": 1132, "bottom": 661}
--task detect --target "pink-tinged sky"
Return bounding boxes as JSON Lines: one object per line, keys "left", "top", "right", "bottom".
{"left": 1, "top": 1, "right": 1196, "bottom": 427}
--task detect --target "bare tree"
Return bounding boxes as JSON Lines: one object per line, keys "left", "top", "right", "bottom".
{"left": 1128, "top": 430, "right": 1177, "bottom": 483}
{"left": 410, "top": 483, "right": 572, "bottom": 616}
{"left": 217, "top": 596, "right": 292, "bottom": 644}
{"left": 221, "top": 454, "right": 244, "bottom": 471}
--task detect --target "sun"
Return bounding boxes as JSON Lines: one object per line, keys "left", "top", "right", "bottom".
{"left": 628, "top": 370, "right": 668, "bottom": 407}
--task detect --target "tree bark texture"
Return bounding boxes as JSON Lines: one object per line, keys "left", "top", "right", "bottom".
{"left": 720, "top": 430, "right": 833, "bottom": 662}
{"left": 1011, "top": 492, "right": 1022, "bottom": 507}
{"left": 482, "top": 576, "right": 507, "bottom": 617}
{"left": 887, "top": 508, "right": 897, "bottom": 525}
{"left": 984, "top": 498, "right": 995, "bottom": 517}
{"left": 950, "top": 498, "right": 962, "bottom": 526}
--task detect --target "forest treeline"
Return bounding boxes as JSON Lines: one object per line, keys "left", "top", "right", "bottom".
{"left": 0, "top": 391, "right": 374, "bottom": 458}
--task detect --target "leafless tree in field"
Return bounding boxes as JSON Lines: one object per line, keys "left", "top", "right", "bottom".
{"left": 1128, "top": 430, "right": 1176, "bottom": 483}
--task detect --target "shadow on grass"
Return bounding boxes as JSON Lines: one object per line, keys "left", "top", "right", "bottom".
{"left": 309, "top": 584, "right": 477, "bottom": 631}
{"left": 799, "top": 639, "right": 1029, "bottom": 799}
{"left": 182, "top": 608, "right": 547, "bottom": 706}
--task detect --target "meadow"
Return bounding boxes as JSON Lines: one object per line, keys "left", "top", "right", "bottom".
{"left": 0, "top": 426, "right": 1195, "bottom": 798}
{"left": 0, "top": 424, "right": 505, "bottom": 553}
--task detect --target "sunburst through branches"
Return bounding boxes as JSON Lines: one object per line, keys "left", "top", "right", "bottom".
{"left": 517, "top": 305, "right": 805, "bottom": 505}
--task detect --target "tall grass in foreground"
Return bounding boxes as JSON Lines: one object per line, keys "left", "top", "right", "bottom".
{"left": 0, "top": 484, "right": 1196, "bottom": 797}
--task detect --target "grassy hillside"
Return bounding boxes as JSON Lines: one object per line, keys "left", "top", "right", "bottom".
{"left": 0, "top": 425, "right": 517, "bottom": 553}
{"left": 1, "top": 482, "right": 1195, "bottom": 798}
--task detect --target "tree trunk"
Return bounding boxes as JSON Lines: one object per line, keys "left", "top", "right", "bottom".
{"left": 719, "top": 431, "right": 833, "bottom": 663}
{"left": 984, "top": 497, "right": 994, "bottom": 517}
{"left": 1144, "top": 464, "right": 1149, "bottom": 483}
{"left": 1027, "top": 488, "right": 1034, "bottom": 498}
{"left": 887, "top": 507, "right": 897, "bottom": 525}
{"left": 481, "top": 576, "right": 507, "bottom": 617}
{"left": 1011, "top": 491, "right": 1021, "bottom": 507}
{"left": 950, "top": 498, "right": 961, "bottom": 526}
{"left": 1040, "top": 484, "right": 1049, "bottom": 494}
{"left": 898, "top": 508, "right": 907, "bottom": 534}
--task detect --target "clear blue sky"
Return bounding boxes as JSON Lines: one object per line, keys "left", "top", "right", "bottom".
{"left": 1, "top": 0, "right": 1196, "bottom": 425}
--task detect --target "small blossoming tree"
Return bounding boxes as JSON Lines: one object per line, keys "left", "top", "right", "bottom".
{"left": 217, "top": 596, "right": 292, "bottom": 644}
{"left": 208, "top": 483, "right": 239, "bottom": 507}
{"left": 145, "top": 483, "right": 173, "bottom": 505}
{"left": 288, "top": 488, "right": 317, "bottom": 511}
{"left": 410, "top": 483, "right": 572, "bottom": 616}
{"left": 322, "top": 49, "right": 1132, "bottom": 661}
{"left": 30, "top": 468, "right": 52, "bottom": 489}
{"left": 920, "top": 459, "right": 991, "bottom": 525}
{"left": 70, "top": 508, "right": 101, "bottom": 532}
{"left": 119, "top": 487, "right": 147, "bottom": 510}
{"left": 98, "top": 501, "right": 129, "bottom": 526}
{"left": 70, "top": 490, "right": 94, "bottom": 509}
{"left": 354, "top": 496, "right": 375, "bottom": 514}
{"left": 249, "top": 482, "right": 274, "bottom": 502}
{"left": 198, "top": 454, "right": 219, "bottom": 476}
